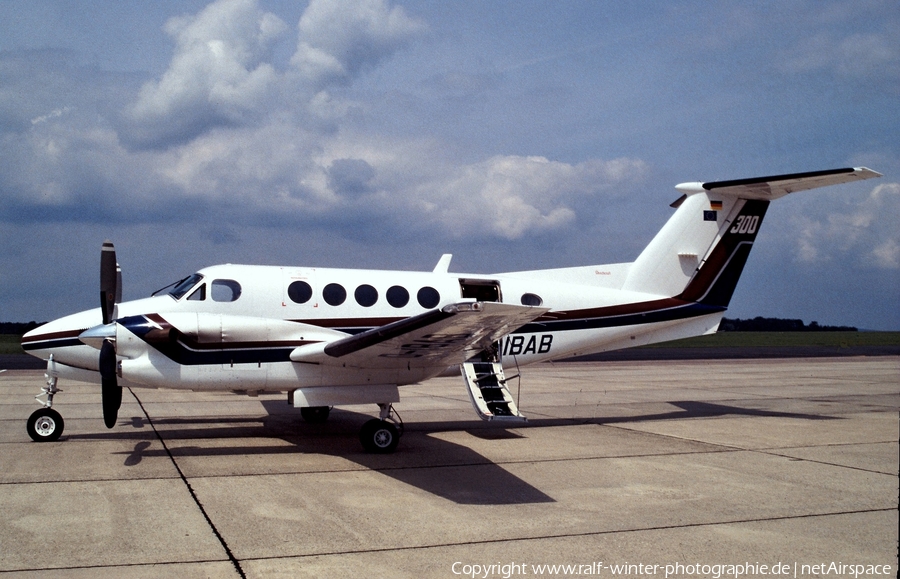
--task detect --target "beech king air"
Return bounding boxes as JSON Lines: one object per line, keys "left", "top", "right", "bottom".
{"left": 21, "top": 167, "right": 881, "bottom": 452}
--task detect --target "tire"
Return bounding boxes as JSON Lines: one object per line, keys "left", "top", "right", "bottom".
{"left": 300, "top": 406, "right": 331, "bottom": 423}
{"left": 27, "top": 408, "right": 64, "bottom": 442}
{"left": 359, "top": 418, "right": 399, "bottom": 453}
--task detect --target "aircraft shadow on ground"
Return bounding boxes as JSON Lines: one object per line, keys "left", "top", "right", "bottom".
{"left": 67, "top": 398, "right": 554, "bottom": 505}
{"left": 597, "top": 400, "right": 840, "bottom": 423}
{"left": 66, "top": 396, "right": 837, "bottom": 505}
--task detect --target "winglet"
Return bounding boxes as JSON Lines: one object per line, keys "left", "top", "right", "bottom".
{"left": 433, "top": 254, "right": 452, "bottom": 274}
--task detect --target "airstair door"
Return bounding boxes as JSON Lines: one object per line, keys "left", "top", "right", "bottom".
{"left": 461, "top": 360, "right": 526, "bottom": 422}
{"left": 457, "top": 278, "right": 525, "bottom": 420}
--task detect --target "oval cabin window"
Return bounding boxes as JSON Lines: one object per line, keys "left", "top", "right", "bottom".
{"left": 288, "top": 281, "right": 313, "bottom": 304}
{"left": 417, "top": 286, "right": 440, "bottom": 309}
{"left": 354, "top": 284, "right": 378, "bottom": 307}
{"left": 322, "top": 283, "right": 347, "bottom": 306}
{"left": 386, "top": 285, "right": 409, "bottom": 308}
{"left": 520, "top": 293, "right": 543, "bottom": 306}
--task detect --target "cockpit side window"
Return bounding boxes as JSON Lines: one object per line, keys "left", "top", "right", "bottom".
{"left": 169, "top": 273, "right": 204, "bottom": 300}
{"left": 211, "top": 279, "right": 241, "bottom": 302}
{"left": 187, "top": 284, "right": 206, "bottom": 301}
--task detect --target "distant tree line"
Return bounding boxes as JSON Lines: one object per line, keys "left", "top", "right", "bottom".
{"left": 0, "top": 322, "right": 44, "bottom": 335}
{"left": 719, "top": 317, "right": 857, "bottom": 332}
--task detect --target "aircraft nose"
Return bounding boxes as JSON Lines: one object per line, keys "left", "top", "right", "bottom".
{"left": 22, "top": 324, "right": 44, "bottom": 341}
{"left": 21, "top": 323, "right": 49, "bottom": 351}
{"left": 79, "top": 323, "right": 117, "bottom": 350}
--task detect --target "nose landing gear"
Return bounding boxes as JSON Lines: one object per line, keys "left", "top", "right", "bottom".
{"left": 27, "top": 356, "right": 65, "bottom": 442}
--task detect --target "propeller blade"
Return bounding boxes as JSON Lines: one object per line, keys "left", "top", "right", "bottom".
{"left": 116, "top": 263, "right": 122, "bottom": 304}
{"left": 100, "top": 240, "right": 118, "bottom": 325}
{"left": 99, "top": 339, "right": 121, "bottom": 428}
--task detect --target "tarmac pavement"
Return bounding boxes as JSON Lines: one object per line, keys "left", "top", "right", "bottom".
{"left": 0, "top": 357, "right": 897, "bottom": 578}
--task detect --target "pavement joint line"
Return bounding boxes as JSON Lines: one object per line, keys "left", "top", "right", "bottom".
{"left": 0, "top": 557, "right": 236, "bottom": 575}
{"left": 130, "top": 388, "right": 247, "bottom": 579}
{"left": 237, "top": 507, "right": 898, "bottom": 563}
{"left": 604, "top": 423, "right": 751, "bottom": 453}
{"left": 0, "top": 475, "right": 181, "bottom": 486}
{"left": 757, "top": 440, "right": 899, "bottom": 450}
{"left": 0, "top": 446, "right": 751, "bottom": 486}
{"left": 746, "top": 449, "right": 899, "bottom": 477}
{"left": 755, "top": 440, "right": 897, "bottom": 451}
{"left": 605, "top": 423, "right": 899, "bottom": 476}
{"left": 6, "top": 438, "right": 891, "bottom": 486}
{"left": 149, "top": 448, "right": 747, "bottom": 482}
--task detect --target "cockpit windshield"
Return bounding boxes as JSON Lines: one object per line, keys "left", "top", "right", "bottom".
{"left": 168, "top": 273, "right": 204, "bottom": 300}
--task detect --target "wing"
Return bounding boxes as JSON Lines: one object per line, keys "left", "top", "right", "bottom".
{"left": 290, "top": 302, "right": 548, "bottom": 369}
{"left": 675, "top": 167, "right": 882, "bottom": 200}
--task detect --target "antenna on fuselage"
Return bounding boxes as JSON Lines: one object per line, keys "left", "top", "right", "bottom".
{"left": 433, "top": 254, "right": 452, "bottom": 274}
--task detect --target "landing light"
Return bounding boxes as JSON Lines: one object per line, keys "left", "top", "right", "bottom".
{"left": 443, "top": 302, "right": 483, "bottom": 314}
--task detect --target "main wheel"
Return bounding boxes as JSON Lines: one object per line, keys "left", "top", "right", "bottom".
{"left": 359, "top": 419, "right": 399, "bottom": 453}
{"left": 300, "top": 406, "right": 331, "bottom": 423}
{"left": 27, "top": 408, "right": 65, "bottom": 442}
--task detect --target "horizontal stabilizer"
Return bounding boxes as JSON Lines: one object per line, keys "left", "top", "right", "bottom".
{"left": 676, "top": 167, "right": 881, "bottom": 200}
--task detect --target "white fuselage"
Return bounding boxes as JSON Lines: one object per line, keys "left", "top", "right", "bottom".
{"left": 23, "top": 261, "right": 723, "bottom": 392}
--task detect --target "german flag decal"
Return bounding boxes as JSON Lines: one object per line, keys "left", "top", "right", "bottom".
{"left": 710, "top": 200, "right": 723, "bottom": 210}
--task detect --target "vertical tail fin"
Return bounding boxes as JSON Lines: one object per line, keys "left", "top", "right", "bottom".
{"left": 677, "top": 198, "right": 769, "bottom": 308}
{"left": 622, "top": 167, "right": 881, "bottom": 307}
{"left": 622, "top": 192, "right": 746, "bottom": 299}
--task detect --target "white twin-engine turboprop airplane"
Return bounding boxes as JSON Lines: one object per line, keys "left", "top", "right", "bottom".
{"left": 22, "top": 167, "right": 881, "bottom": 452}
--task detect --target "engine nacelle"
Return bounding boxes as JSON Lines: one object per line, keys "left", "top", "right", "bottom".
{"left": 113, "top": 313, "right": 345, "bottom": 390}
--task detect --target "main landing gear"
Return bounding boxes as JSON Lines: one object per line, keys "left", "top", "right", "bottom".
{"left": 359, "top": 403, "right": 402, "bottom": 454}
{"left": 27, "top": 357, "right": 64, "bottom": 442}
{"left": 300, "top": 405, "right": 331, "bottom": 424}
{"left": 295, "top": 398, "right": 403, "bottom": 453}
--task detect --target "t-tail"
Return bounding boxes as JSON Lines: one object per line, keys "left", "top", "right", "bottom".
{"left": 621, "top": 167, "right": 881, "bottom": 309}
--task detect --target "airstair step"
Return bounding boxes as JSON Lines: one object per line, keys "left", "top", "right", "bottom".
{"left": 461, "top": 360, "right": 526, "bottom": 422}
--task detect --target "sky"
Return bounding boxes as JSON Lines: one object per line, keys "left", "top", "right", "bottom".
{"left": 1, "top": 0, "right": 898, "bottom": 330}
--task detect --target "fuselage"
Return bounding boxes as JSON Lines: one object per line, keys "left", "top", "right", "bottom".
{"left": 22, "top": 261, "right": 724, "bottom": 392}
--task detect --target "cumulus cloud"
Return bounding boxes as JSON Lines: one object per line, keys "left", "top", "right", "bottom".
{"left": 148, "top": 127, "right": 646, "bottom": 241}
{"left": 778, "top": 30, "right": 900, "bottom": 91}
{"left": 291, "top": 0, "right": 427, "bottom": 88}
{"left": 415, "top": 155, "right": 648, "bottom": 240}
{"left": 327, "top": 158, "right": 376, "bottom": 197}
{"left": 121, "top": 0, "right": 426, "bottom": 149}
{"left": 795, "top": 182, "right": 900, "bottom": 269}
{"left": 123, "top": 0, "right": 288, "bottom": 148}
{"left": 23, "top": 0, "right": 625, "bottom": 242}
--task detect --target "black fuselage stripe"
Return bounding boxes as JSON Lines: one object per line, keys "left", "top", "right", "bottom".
{"left": 516, "top": 302, "right": 723, "bottom": 334}
{"left": 25, "top": 299, "right": 725, "bottom": 363}
{"left": 21, "top": 337, "right": 83, "bottom": 351}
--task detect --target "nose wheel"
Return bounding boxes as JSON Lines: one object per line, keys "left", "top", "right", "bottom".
{"left": 27, "top": 408, "right": 64, "bottom": 442}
